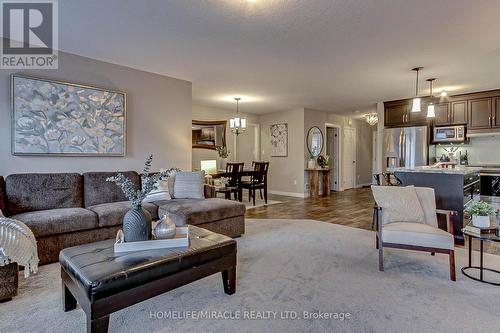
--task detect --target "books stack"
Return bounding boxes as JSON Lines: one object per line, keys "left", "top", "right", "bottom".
{"left": 463, "top": 223, "right": 497, "bottom": 236}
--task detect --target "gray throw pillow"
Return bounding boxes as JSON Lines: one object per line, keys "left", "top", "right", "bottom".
{"left": 172, "top": 171, "right": 205, "bottom": 199}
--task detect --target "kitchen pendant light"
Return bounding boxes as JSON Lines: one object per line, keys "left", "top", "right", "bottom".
{"left": 229, "top": 97, "right": 247, "bottom": 136}
{"left": 426, "top": 78, "right": 436, "bottom": 118}
{"left": 411, "top": 67, "right": 423, "bottom": 112}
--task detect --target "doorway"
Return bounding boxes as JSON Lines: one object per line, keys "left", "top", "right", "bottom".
{"left": 234, "top": 123, "right": 260, "bottom": 167}
{"left": 325, "top": 123, "right": 341, "bottom": 192}
{"left": 343, "top": 127, "right": 357, "bottom": 190}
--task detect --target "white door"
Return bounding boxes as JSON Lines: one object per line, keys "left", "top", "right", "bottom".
{"left": 326, "top": 126, "right": 340, "bottom": 191}
{"left": 235, "top": 123, "right": 260, "bottom": 168}
{"left": 343, "top": 127, "right": 356, "bottom": 190}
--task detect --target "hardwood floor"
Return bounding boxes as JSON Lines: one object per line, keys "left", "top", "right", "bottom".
{"left": 245, "top": 187, "right": 500, "bottom": 255}
{"left": 246, "top": 187, "right": 374, "bottom": 230}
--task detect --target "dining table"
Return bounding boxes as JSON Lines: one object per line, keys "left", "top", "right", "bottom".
{"left": 210, "top": 169, "right": 257, "bottom": 178}
{"left": 209, "top": 169, "right": 263, "bottom": 203}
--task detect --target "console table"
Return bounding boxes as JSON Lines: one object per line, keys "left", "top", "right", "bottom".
{"left": 305, "top": 168, "right": 330, "bottom": 198}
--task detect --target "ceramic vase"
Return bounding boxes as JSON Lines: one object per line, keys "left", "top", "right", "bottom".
{"left": 308, "top": 159, "right": 316, "bottom": 169}
{"left": 220, "top": 158, "right": 228, "bottom": 171}
{"left": 472, "top": 215, "right": 490, "bottom": 228}
{"left": 123, "top": 205, "right": 152, "bottom": 242}
{"left": 154, "top": 214, "right": 177, "bottom": 239}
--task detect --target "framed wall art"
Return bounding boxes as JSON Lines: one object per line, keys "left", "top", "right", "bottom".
{"left": 270, "top": 123, "right": 288, "bottom": 157}
{"left": 11, "top": 74, "right": 126, "bottom": 156}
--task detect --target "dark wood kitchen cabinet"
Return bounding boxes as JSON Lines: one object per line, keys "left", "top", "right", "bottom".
{"left": 434, "top": 102, "right": 467, "bottom": 126}
{"left": 384, "top": 89, "right": 500, "bottom": 133}
{"left": 494, "top": 97, "right": 500, "bottom": 128}
{"left": 384, "top": 101, "right": 428, "bottom": 127}
{"left": 468, "top": 97, "right": 492, "bottom": 130}
{"left": 408, "top": 101, "right": 429, "bottom": 124}
{"left": 384, "top": 103, "right": 407, "bottom": 127}
{"left": 434, "top": 103, "right": 450, "bottom": 126}
{"left": 450, "top": 101, "right": 467, "bottom": 125}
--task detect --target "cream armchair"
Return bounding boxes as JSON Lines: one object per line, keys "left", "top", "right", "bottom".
{"left": 371, "top": 186, "right": 457, "bottom": 281}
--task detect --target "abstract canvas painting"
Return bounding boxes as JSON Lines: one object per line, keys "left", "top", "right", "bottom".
{"left": 270, "top": 123, "right": 288, "bottom": 157}
{"left": 11, "top": 75, "right": 126, "bottom": 156}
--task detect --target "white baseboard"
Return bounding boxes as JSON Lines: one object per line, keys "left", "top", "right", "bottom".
{"left": 268, "top": 190, "right": 307, "bottom": 198}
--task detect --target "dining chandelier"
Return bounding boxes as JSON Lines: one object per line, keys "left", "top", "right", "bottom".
{"left": 229, "top": 97, "right": 247, "bottom": 136}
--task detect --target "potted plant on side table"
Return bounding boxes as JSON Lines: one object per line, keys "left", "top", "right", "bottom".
{"left": 465, "top": 201, "right": 495, "bottom": 228}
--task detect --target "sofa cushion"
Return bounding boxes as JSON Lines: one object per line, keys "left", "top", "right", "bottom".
{"left": 371, "top": 185, "right": 425, "bottom": 225}
{"left": 5, "top": 173, "right": 84, "bottom": 215}
{"left": 88, "top": 201, "right": 158, "bottom": 228}
{"left": 11, "top": 208, "right": 98, "bottom": 238}
{"left": 157, "top": 198, "right": 245, "bottom": 226}
{"left": 172, "top": 171, "right": 205, "bottom": 199}
{"left": 382, "top": 222, "right": 454, "bottom": 250}
{"left": 83, "top": 171, "right": 140, "bottom": 207}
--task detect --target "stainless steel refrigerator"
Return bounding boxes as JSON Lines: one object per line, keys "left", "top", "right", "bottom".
{"left": 384, "top": 126, "right": 428, "bottom": 169}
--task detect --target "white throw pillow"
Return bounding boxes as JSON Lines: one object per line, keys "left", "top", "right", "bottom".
{"left": 172, "top": 171, "right": 205, "bottom": 199}
{"left": 143, "top": 178, "right": 172, "bottom": 203}
{"left": 371, "top": 185, "right": 425, "bottom": 224}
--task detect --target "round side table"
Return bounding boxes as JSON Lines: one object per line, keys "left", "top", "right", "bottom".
{"left": 461, "top": 228, "right": 500, "bottom": 286}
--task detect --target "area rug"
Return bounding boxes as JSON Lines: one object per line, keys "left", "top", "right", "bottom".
{"left": 1, "top": 219, "right": 500, "bottom": 333}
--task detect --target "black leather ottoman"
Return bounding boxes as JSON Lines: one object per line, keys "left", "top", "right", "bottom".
{"left": 59, "top": 225, "right": 237, "bottom": 333}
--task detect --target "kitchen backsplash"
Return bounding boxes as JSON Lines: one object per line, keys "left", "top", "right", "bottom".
{"left": 434, "top": 136, "right": 500, "bottom": 165}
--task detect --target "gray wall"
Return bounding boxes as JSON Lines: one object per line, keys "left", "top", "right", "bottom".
{"left": 0, "top": 45, "right": 192, "bottom": 175}
{"left": 259, "top": 109, "right": 305, "bottom": 196}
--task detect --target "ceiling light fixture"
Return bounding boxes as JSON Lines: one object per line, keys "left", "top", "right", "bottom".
{"left": 440, "top": 90, "right": 448, "bottom": 97}
{"left": 364, "top": 113, "right": 378, "bottom": 126}
{"left": 426, "top": 78, "right": 436, "bottom": 118}
{"left": 229, "top": 97, "right": 247, "bottom": 136}
{"left": 411, "top": 67, "right": 423, "bottom": 113}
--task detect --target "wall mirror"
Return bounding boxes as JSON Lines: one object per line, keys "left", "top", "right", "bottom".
{"left": 306, "top": 126, "right": 324, "bottom": 157}
{"left": 192, "top": 120, "right": 227, "bottom": 150}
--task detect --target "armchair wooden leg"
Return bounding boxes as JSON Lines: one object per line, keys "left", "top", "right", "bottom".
{"left": 378, "top": 241, "right": 384, "bottom": 271}
{"left": 264, "top": 186, "right": 268, "bottom": 204}
{"left": 449, "top": 250, "right": 456, "bottom": 281}
{"left": 259, "top": 188, "right": 263, "bottom": 199}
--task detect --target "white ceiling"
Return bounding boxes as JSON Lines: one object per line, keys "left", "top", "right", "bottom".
{"left": 55, "top": 0, "right": 500, "bottom": 114}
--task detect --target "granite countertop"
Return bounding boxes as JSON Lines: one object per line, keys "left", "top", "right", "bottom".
{"left": 389, "top": 166, "right": 482, "bottom": 175}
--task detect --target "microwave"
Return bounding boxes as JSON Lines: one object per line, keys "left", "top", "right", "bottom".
{"left": 433, "top": 125, "right": 466, "bottom": 143}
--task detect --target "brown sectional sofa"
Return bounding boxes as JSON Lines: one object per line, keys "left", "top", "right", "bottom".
{"left": 0, "top": 172, "right": 245, "bottom": 265}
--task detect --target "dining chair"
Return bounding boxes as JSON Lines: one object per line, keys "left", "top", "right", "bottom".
{"left": 241, "top": 161, "right": 269, "bottom": 206}
{"left": 372, "top": 185, "right": 457, "bottom": 281}
{"left": 215, "top": 162, "right": 244, "bottom": 201}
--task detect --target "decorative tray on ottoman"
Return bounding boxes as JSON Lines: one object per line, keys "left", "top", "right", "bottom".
{"left": 114, "top": 227, "right": 189, "bottom": 253}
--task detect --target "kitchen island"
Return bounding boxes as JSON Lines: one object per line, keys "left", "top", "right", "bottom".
{"left": 391, "top": 166, "right": 481, "bottom": 245}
